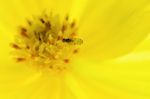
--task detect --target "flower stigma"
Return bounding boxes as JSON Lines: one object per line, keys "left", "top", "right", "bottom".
{"left": 11, "top": 12, "right": 83, "bottom": 73}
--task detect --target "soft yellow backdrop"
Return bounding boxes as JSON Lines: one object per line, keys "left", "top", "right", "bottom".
{"left": 0, "top": 0, "right": 150, "bottom": 99}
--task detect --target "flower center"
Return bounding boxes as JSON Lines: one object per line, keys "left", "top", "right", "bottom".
{"left": 11, "top": 12, "right": 83, "bottom": 73}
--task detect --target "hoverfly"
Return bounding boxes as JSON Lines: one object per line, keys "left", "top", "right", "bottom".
{"left": 62, "top": 38, "right": 83, "bottom": 45}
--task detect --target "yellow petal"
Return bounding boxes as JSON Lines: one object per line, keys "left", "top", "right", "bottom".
{"left": 78, "top": 0, "right": 150, "bottom": 61}
{"left": 69, "top": 0, "right": 88, "bottom": 20}
{"left": 134, "top": 34, "right": 150, "bottom": 52}
{"left": 71, "top": 53, "right": 150, "bottom": 99}
{"left": 0, "top": 60, "right": 63, "bottom": 99}
{"left": 64, "top": 71, "right": 88, "bottom": 99}
{"left": 1, "top": 0, "right": 150, "bottom": 99}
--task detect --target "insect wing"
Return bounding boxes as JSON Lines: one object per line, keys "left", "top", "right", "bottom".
{"left": 73, "top": 38, "right": 83, "bottom": 45}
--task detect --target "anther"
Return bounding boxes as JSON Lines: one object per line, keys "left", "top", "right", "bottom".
{"left": 11, "top": 43, "right": 21, "bottom": 49}
{"left": 49, "top": 65, "right": 53, "bottom": 69}
{"left": 20, "top": 27, "right": 29, "bottom": 38}
{"left": 65, "top": 15, "right": 69, "bottom": 21}
{"left": 64, "top": 59, "right": 69, "bottom": 63}
{"left": 57, "top": 36, "right": 63, "bottom": 40}
{"left": 26, "top": 45, "right": 30, "bottom": 49}
{"left": 61, "top": 24, "right": 67, "bottom": 33}
{"left": 27, "top": 20, "right": 32, "bottom": 25}
{"left": 40, "top": 18, "right": 45, "bottom": 23}
{"left": 73, "top": 49, "right": 78, "bottom": 54}
{"left": 71, "top": 21, "right": 76, "bottom": 28}
{"left": 16, "top": 58, "right": 26, "bottom": 62}
{"left": 45, "top": 22, "right": 51, "bottom": 30}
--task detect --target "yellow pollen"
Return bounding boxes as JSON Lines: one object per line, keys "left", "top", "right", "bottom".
{"left": 11, "top": 12, "right": 83, "bottom": 73}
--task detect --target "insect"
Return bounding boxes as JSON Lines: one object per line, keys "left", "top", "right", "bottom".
{"left": 62, "top": 38, "right": 83, "bottom": 45}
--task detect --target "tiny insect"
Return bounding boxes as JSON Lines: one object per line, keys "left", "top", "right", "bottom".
{"left": 62, "top": 38, "right": 83, "bottom": 45}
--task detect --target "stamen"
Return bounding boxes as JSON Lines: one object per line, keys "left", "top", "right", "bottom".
{"left": 40, "top": 18, "right": 45, "bottom": 23}
{"left": 27, "top": 20, "right": 32, "bottom": 25}
{"left": 64, "top": 59, "right": 69, "bottom": 63}
{"left": 45, "top": 22, "right": 51, "bottom": 30}
{"left": 20, "top": 27, "right": 29, "bottom": 38}
{"left": 11, "top": 12, "right": 83, "bottom": 73}
{"left": 61, "top": 24, "right": 67, "bottom": 33}
{"left": 71, "top": 21, "right": 76, "bottom": 28}
{"left": 73, "top": 49, "right": 78, "bottom": 54}
{"left": 65, "top": 15, "right": 69, "bottom": 21}
{"left": 11, "top": 43, "right": 21, "bottom": 49}
{"left": 16, "top": 58, "right": 26, "bottom": 62}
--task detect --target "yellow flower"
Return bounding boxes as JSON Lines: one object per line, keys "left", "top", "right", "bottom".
{"left": 0, "top": 0, "right": 150, "bottom": 99}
